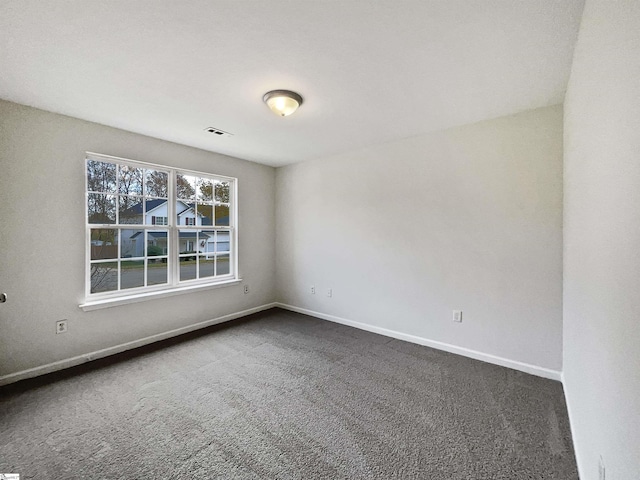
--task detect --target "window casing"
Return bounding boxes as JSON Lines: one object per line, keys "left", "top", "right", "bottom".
{"left": 85, "top": 153, "right": 237, "bottom": 301}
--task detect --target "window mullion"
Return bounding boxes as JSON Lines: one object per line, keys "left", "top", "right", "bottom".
{"left": 117, "top": 229, "right": 122, "bottom": 291}
{"left": 115, "top": 165, "right": 120, "bottom": 225}
{"left": 85, "top": 220, "right": 91, "bottom": 298}
{"left": 143, "top": 230, "right": 148, "bottom": 287}
{"left": 168, "top": 170, "right": 178, "bottom": 286}
{"left": 231, "top": 178, "right": 238, "bottom": 278}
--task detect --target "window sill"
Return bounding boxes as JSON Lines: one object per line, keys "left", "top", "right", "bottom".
{"left": 79, "top": 278, "right": 243, "bottom": 311}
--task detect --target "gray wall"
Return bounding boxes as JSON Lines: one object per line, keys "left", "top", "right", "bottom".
{"left": 1, "top": 100, "right": 565, "bottom": 382}
{"left": 276, "top": 105, "right": 564, "bottom": 372}
{"left": 563, "top": 0, "right": 640, "bottom": 478}
{"left": 4, "top": 5, "right": 640, "bottom": 474}
{"left": 0, "top": 100, "right": 276, "bottom": 377}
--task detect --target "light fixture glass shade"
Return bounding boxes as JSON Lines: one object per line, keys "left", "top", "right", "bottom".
{"left": 263, "top": 90, "right": 303, "bottom": 117}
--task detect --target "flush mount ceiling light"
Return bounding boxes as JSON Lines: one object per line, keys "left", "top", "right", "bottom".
{"left": 263, "top": 90, "right": 303, "bottom": 117}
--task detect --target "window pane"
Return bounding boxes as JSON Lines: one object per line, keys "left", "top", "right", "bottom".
{"left": 199, "top": 255, "right": 214, "bottom": 278}
{"left": 197, "top": 204, "right": 214, "bottom": 226}
{"left": 119, "top": 196, "right": 143, "bottom": 224}
{"left": 179, "top": 230, "right": 197, "bottom": 254}
{"left": 88, "top": 193, "right": 116, "bottom": 224}
{"left": 118, "top": 165, "right": 144, "bottom": 195}
{"left": 215, "top": 205, "right": 230, "bottom": 226}
{"left": 145, "top": 169, "right": 168, "bottom": 198}
{"left": 145, "top": 199, "right": 169, "bottom": 225}
{"left": 199, "top": 230, "right": 215, "bottom": 255}
{"left": 121, "top": 260, "right": 144, "bottom": 289}
{"left": 147, "top": 260, "right": 167, "bottom": 286}
{"left": 147, "top": 230, "right": 168, "bottom": 257}
{"left": 179, "top": 257, "right": 197, "bottom": 281}
{"left": 198, "top": 178, "right": 214, "bottom": 202}
{"left": 178, "top": 203, "right": 198, "bottom": 226}
{"left": 90, "top": 262, "right": 118, "bottom": 293}
{"left": 217, "top": 254, "right": 230, "bottom": 275}
{"left": 176, "top": 174, "right": 197, "bottom": 201}
{"left": 87, "top": 160, "right": 116, "bottom": 193}
{"left": 215, "top": 181, "right": 230, "bottom": 203}
{"left": 90, "top": 229, "right": 118, "bottom": 260}
{"left": 120, "top": 229, "right": 142, "bottom": 258}
{"left": 216, "top": 231, "right": 231, "bottom": 253}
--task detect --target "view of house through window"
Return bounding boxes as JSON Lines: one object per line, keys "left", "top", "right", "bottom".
{"left": 86, "top": 154, "right": 236, "bottom": 298}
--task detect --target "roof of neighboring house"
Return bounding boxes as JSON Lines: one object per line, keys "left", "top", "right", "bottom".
{"left": 128, "top": 231, "right": 211, "bottom": 240}
{"left": 129, "top": 231, "right": 165, "bottom": 239}
{"left": 178, "top": 205, "right": 202, "bottom": 217}
{"left": 121, "top": 199, "right": 225, "bottom": 225}
{"left": 122, "top": 198, "right": 168, "bottom": 215}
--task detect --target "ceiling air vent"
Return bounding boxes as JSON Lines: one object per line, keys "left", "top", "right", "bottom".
{"left": 204, "top": 127, "right": 233, "bottom": 137}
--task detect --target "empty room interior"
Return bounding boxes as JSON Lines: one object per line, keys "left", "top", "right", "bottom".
{"left": 0, "top": 1, "right": 638, "bottom": 479}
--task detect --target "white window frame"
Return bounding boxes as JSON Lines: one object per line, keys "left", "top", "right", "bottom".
{"left": 81, "top": 152, "right": 239, "bottom": 311}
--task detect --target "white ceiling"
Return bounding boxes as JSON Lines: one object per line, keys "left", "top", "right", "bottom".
{"left": 0, "top": 0, "right": 584, "bottom": 167}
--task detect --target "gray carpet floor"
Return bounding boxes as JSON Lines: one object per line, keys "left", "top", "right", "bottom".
{"left": 0, "top": 308, "right": 578, "bottom": 479}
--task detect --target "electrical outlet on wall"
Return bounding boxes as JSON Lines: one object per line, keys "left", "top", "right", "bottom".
{"left": 56, "top": 320, "right": 68, "bottom": 334}
{"left": 453, "top": 310, "right": 462, "bottom": 323}
{"left": 311, "top": 285, "right": 315, "bottom": 294}
{"left": 244, "top": 285, "right": 249, "bottom": 294}
{"left": 327, "top": 288, "right": 332, "bottom": 298}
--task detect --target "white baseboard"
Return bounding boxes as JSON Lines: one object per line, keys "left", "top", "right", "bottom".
{"left": 1, "top": 302, "right": 562, "bottom": 386}
{"left": 0, "top": 302, "right": 278, "bottom": 387}
{"left": 276, "top": 303, "right": 562, "bottom": 381}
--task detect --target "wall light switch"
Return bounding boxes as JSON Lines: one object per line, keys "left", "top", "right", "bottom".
{"left": 453, "top": 310, "right": 462, "bottom": 323}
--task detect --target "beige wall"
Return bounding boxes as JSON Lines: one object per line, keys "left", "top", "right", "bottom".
{"left": 563, "top": 1, "right": 640, "bottom": 478}
{"left": 276, "top": 105, "right": 564, "bottom": 372}
{"left": 0, "top": 100, "right": 276, "bottom": 378}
